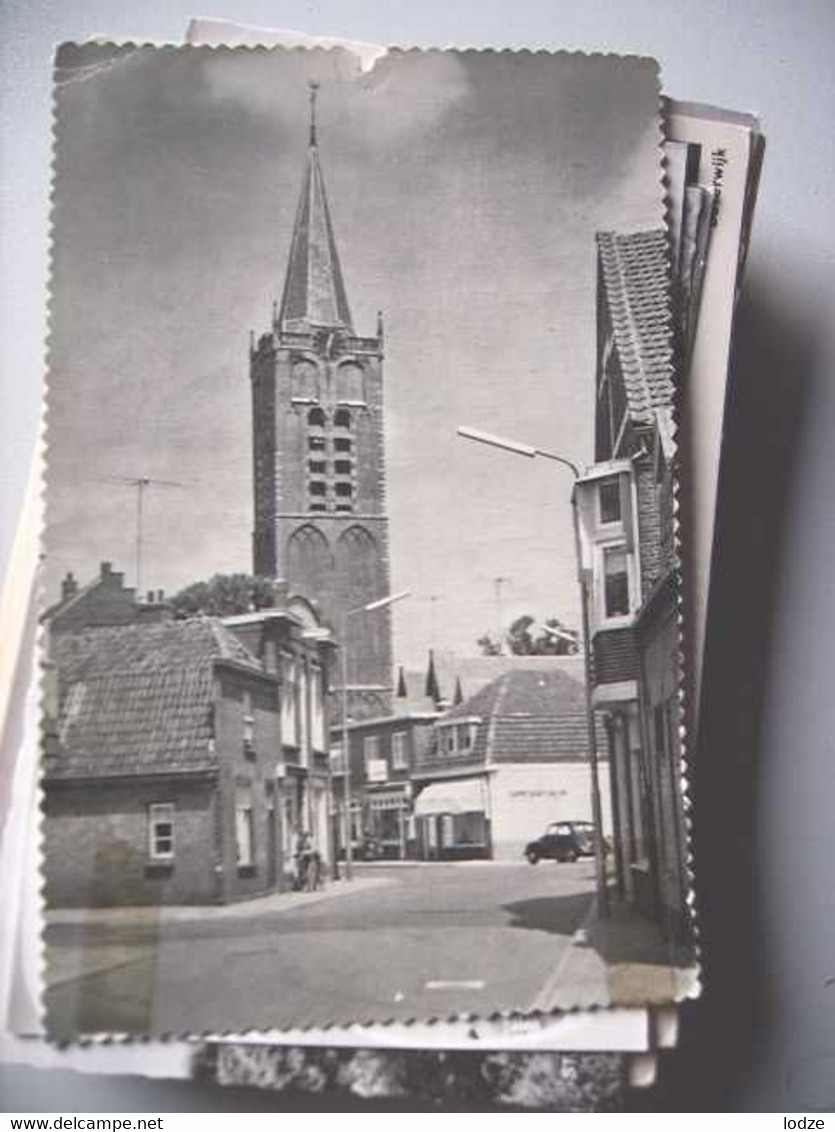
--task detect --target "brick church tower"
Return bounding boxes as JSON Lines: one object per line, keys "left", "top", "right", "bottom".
{"left": 251, "top": 86, "right": 392, "bottom": 716}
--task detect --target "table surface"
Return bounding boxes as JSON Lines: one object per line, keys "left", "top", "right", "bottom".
{"left": 2, "top": 0, "right": 834, "bottom": 1113}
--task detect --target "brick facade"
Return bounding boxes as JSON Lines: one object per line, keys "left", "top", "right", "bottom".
{"left": 43, "top": 599, "right": 335, "bottom": 908}
{"left": 251, "top": 117, "right": 392, "bottom": 717}
{"left": 45, "top": 775, "right": 219, "bottom": 907}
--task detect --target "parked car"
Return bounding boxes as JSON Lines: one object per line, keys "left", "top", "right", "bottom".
{"left": 524, "top": 820, "right": 600, "bottom": 864}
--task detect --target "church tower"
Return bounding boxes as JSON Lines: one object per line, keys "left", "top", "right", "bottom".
{"left": 251, "top": 85, "right": 392, "bottom": 715}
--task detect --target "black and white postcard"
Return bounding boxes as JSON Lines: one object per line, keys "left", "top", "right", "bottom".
{"left": 41, "top": 43, "right": 697, "bottom": 1038}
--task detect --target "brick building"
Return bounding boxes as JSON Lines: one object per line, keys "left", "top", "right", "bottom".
{"left": 574, "top": 228, "right": 687, "bottom": 933}
{"left": 250, "top": 88, "right": 392, "bottom": 719}
{"left": 412, "top": 667, "right": 611, "bottom": 862}
{"left": 43, "top": 588, "right": 335, "bottom": 907}
{"left": 45, "top": 561, "right": 170, "bottom": 634}
{"left": 330, "top": 666, "right": 441, "bottom": 860}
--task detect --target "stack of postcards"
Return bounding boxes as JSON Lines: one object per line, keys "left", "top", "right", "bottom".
{"left": 0, "top": 18, "right": 764, "bottom": 1111}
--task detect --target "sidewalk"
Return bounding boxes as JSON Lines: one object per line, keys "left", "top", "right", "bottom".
{"left": 530, "top": 895, "right": 699, "bottom": 1012}
{"left": 47, "top": 874, "right": 391, "bottom": 929}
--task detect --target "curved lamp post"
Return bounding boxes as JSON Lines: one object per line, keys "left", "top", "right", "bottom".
{"left": 456, "top": 425, "right": 610, "bottom": 918}
{"left": 341, "top": 589, "right": 411, "bottom": 880}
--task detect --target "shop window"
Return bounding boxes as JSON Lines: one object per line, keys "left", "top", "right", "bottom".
{"left": 603, "top": 545, "right": 630, "bottom": 618}
{"left": 235, "top": 783, "right": 254, "bottom": 868}
{"left": 598, "top": 477, "right": 621, "bottom": 524}
{"left": 148, "top": 803, "right": 174, "bottom": 861}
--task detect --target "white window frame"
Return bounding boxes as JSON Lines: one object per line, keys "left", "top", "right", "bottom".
{"left": 235, "top": 783, "right": 254, "bottom": 868}
{"left": 243, "top": 690, "right": 255, "bottom": 750}
{"left": 595, "top": 538, "right": 636, "bottom": 628}
{"left": 364, "top": 734, "right": 380, "bottom": 771}
{"left": 597, "top": 476, "right": 623, "bottom": 527}
{"left": 148, "top": 803, "right": 175, "bottom": 861}
{"left": 281, "top": 654, "right": 298, "bottom": 748}
{"left": 391, "top": 730, "right": 408, "bottom": 770}
{"left": 458, "top": 723, "right": 476, "bottom": 753}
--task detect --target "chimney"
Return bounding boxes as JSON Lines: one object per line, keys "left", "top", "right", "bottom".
{"left": 146, "top": 590, "right": 154, "bottom": 605}
{"left": 100, "top": 561, "right": 112, "bottom": 579}
{"left": 157, "top": 590, "right": 164, "bottom": 604}
{"left": 61, "top": 572, "right": 78, "bottom": 603}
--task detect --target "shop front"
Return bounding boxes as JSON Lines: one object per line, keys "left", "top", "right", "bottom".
{"left": 364, "top": 785, "right": 412, "bottom": 859}
{"left": 413, "top": 775, "right": 492, "bottom": 860}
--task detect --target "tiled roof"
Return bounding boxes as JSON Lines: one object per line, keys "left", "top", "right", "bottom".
{"left": 442, "top": 668, "right": 593, "bottom": 764}
{"left": 45, "top": 618, "right": 265, "bottom": 780}
{"left": 402, "top": 652, "right": 585, "bottom": 709}
{"left": 597, "top": 228, "right": 674, "bottom": 424}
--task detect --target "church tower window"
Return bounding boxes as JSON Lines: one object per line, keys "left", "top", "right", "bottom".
{"left": 292, "top": 359, "right": 319, "bottom": 402}
{"left": 335, "top": 363, "right": 365, "bottom": 404}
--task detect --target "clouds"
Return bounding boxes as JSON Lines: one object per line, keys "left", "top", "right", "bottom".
{"left": 45, "top": 45, "right": 663, "bottom": 664}
{"left": 201, "top": 46, "right": 470, "bottom": 150}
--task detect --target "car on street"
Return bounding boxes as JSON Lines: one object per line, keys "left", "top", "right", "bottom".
{"left": 524, "top": 820, "right": 599, "bottom": 864}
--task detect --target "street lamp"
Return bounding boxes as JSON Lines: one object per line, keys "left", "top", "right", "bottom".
{"left": 341, "top": 589, "right": 410, "bottom": 880}
{"left": 456, "top": 424, "right": 610, "bottom": 918}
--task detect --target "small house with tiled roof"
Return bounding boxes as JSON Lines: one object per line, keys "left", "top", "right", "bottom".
{"left": 412, "top": 669, "right": 611, "bottom": 862}
{"left": 574, "top": 227, "right": 686, "bottom": 934}
{"left": 43, "top": 592, "right": 335, "bottom": 907}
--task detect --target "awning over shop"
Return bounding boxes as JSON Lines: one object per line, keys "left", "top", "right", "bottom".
{"left": 413, "top": 777, "right": 486, "bottom": 817}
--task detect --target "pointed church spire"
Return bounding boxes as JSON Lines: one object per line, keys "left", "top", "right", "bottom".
{"left": 453, "top": 675, "right": 464, "bottom": 706}
{"left": 278, "top": 84, "right": 353, "bottom": 334}
{"left": 425, "top": 649, "right": 441, "bottom": 705}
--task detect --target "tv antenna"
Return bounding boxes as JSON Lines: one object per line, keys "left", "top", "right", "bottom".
{"left": 97, "top": 475, "right": 187, "bottom": 597}
{"left": 493, "top": 575, "right": 512, "bottom": 654}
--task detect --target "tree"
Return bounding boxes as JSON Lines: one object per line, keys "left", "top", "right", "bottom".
{"left": 476, "top": 633, "right": 502, "bottom": 657}
{"left": 476, "top": 614, "right": 579, "bottom": 656}
{"left": 170, "top": 573, "right": 277, "bottom": 618}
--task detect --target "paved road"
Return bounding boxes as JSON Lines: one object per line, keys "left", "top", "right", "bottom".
{"left": 45, "top": 861, "right": 596, "bottom": 1037}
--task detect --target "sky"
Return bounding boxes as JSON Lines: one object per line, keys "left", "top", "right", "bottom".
{"left": 45, "top": 44, "right": 663, "bottom": 667}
